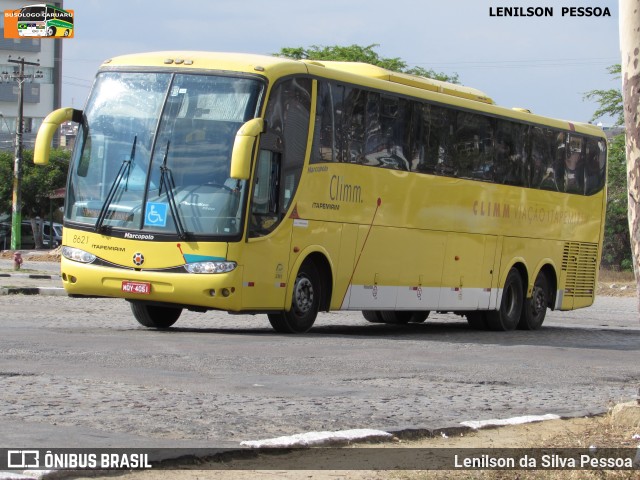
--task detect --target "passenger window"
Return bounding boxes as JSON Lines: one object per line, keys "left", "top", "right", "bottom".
{"left": 494, "top": 120, "right": 527, "bottom": 186}
{"left": 529, "top": 127, "right": 558, "bottom": 191}
{"left": 341, "top": 87, "right": 365, "bottom": 163}
{"left": 453, "top": 112, "right": 493, "bottom": 180}
{"left": 411, "top": 103, "right": 455, "bottom": 176}
{"left": 585, "top": 138, "right": 606, "bottom": 195}
{"left": 313, "top": 81, "right": 339, "bottom": 163}
{"left": 559, "top": 133, "right": 586, "bottom": 194}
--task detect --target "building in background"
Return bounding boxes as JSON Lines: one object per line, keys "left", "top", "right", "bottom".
{"left": 0, "top": 0, "right": 63, "bottom": 151}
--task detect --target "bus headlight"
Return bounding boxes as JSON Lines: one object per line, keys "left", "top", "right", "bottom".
{"left": 62, "top": 246, "right": 97, "bottom": 264}
{"left": 184, "top": 261, "right": 237, "bottom": 274}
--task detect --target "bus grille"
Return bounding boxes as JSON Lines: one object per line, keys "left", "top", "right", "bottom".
{"left": 562, "top": 242, "right": 599, "bottom": 298}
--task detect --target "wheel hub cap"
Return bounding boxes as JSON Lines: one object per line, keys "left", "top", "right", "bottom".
{"left": 294, "top": 276, "right": 314, "bottom": 314}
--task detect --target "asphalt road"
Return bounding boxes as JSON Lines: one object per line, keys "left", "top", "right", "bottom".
{"left": 0, "top": 292, "right": 638, "bottom": 449}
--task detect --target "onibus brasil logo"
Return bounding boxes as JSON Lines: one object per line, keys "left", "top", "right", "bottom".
{"left": 4, "top": 3, "right": 74, "bottom": 39}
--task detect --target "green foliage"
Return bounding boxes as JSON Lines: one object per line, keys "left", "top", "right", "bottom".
{"left": 276, "top": 44, "right": 460, "bottom": 84}
{"left": 585, "top": 65, "right": 631, "bottom": 270}
{"left": 601, "top": 134, "right": 632, "bottom": 270}
{"left": 0, "top": 148, "right": 69, "bottom": 219}
{"left": 584, "top": 65, "right": 624, "bottom": 126}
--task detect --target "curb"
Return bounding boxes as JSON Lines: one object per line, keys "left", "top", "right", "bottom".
{"left": 0, "top": 287, "right": 66, "bottom": 296}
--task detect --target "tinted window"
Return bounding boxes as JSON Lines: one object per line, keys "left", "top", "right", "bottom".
{"left": 311, "top": 80, "right": 605, "bottom": 195}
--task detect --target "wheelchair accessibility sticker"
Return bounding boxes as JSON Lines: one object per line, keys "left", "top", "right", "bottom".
{"left": 145, "top": 202, "right": 168, "bottom": 227}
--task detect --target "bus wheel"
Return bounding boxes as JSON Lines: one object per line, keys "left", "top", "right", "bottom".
{"left": 486, "top": 268, "right": 523, "bottom": 331}
{"left": 408, "top": 311, "right": 430, "bottom": 323}
{"left": 47, "top": 26, "right": 56, "bottom": 36}
{"left": 130, "top": 302, "right": 182, "bottom": 329}
{"left": 518, "top": 272, "right": 549, "bottom": 330}
{"left": 268, "top": 261, "right": 320, "bottom": 333}
{"left": 64, "top": 29, "right": 70, "bottom": 37}
{"left": 466, "top": 312, "right": 488, "bottom": 330}
{"left": 362, "top": 311, "right": 384, "bottom": 323}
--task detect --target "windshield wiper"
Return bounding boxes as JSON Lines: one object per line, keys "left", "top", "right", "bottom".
{"left": 95, "top": 135, "right": 137, "bottom": 232}
{"left": 158, "top": 141, "right": 188, "bottom": 239}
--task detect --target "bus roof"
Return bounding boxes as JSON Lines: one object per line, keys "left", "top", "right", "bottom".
{"left": 101, "top": 51, "right": 604, "bottom": 138}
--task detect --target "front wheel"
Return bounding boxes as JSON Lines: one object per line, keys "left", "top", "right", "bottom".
{"left": 268, "top": 261, "right": 321, "bottom": 333}
{"left": 486, "top": 268, "right": 523, "bottom": 331}
{"left": 130, "top": 302, "right": 182, "bottom": 329}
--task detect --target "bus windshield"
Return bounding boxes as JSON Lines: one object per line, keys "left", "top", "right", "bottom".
{"left": 66, "top": 71, "right": 263, "bottom": 238}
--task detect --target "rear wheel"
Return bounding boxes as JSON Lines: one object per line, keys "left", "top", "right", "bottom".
{"left": 268, "top": 261, "right": 320, "bottom": 333}
{"left": 486, "top": 268, "right": 523, "bottom": 331}
{"left": 518, "top": 272, "right": 549, "bottom": 330}
{"left": 130, "top": 302, "right": 182, "bottom": 329}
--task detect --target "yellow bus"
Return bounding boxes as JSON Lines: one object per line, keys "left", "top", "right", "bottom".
{"left": 34, "top": 52, "right": 607, "bottom": 333}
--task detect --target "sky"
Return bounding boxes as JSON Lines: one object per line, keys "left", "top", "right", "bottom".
{"left": 59, "top": 0, "right": 621, "bottom": 125}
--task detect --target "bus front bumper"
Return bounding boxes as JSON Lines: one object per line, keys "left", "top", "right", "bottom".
{"left": 61, "top": 259, "right": 243, "bottom": 311}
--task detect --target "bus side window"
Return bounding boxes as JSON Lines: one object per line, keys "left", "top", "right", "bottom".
{"left": 561, "top": 134, "right": 586, "bottom": 194}
{"left": 530, "top": 127, "right": 558, "bottom": 192}
{"left": 494, "top": 120, "right": 527, "bottom": 186}
{"left": 585, "top": 138, "right": 606, "bottom": 195}
{"left": 312, "top": 81, "right": 338, "bottom": 163}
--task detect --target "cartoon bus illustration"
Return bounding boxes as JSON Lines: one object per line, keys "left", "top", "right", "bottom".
{"left": 17, "top": 4, "right": 73, "bottom": 37}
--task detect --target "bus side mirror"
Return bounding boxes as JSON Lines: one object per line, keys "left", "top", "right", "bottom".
{"left": 230, "top": 118, "right": 264, "bottom": 180}
{"left": 34, "top": 107, "right": 83, "bottom": 165}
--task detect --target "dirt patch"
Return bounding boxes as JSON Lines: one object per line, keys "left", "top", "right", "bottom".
{"left": 0, "top": 247, "right": 61, "bottom": 262}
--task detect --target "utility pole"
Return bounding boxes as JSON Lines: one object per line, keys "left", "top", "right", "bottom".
{"left": 2, "top": 56, "right": 41, "bottom": 250}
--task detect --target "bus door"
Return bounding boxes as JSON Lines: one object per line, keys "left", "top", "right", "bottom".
{"left": 438, "top": 234, "right": 498, "bottom": 310}
{"left": 241, "top": 78, "right": 313, "bottom": 310}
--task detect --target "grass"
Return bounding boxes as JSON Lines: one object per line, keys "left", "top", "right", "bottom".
{"left": 599, "top": 268, "right": 635, "bottom": 284}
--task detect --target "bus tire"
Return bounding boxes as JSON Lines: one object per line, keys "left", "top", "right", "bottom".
{"left": 130, "top": 302, "right": 182, "bottom": 329}
{"left": 47, "top": 26, "right": 56, "bottom": 36}
{"left": 466, "top": 312, "right": 488, "bottom": 330}
{"left": 362, "top": 310, "right": 384, "bottom": 323}
{"left": 64, "top": 29, "right": 70, "bottom": 37}
{"left": 486, "top": 268, "right": 523, "bottom": 331}
{"left": 518, "top": 272, "right": 549, "bottom": 330}
{"left": 268, "top": 261, "right": 320, "bottom": 333}
{"left": 408, "top": 311, "right": 430, "bottom": 323}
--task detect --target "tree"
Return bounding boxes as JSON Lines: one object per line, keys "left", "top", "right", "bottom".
{"left": 0, "top": 148, "right": 69, "bottom": 248}
{"left": 585, "top": 66, "right": 632, "bottom": 271}
{"left": 584, "top": 65, "right": 624, "bottom": 126}
{"left": 275, "top": 44, "right": 460, "bottom": 84}
{"left": 620, "top": 0, "right": 640, "bottom": 314}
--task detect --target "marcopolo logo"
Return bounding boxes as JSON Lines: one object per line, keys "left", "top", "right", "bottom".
{"left": 4, "top": 4, "right": 74, "bottom": 39}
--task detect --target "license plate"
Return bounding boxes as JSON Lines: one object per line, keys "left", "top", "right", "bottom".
{"left": 122, "top": 280, "right": 151, "bottom": 295}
